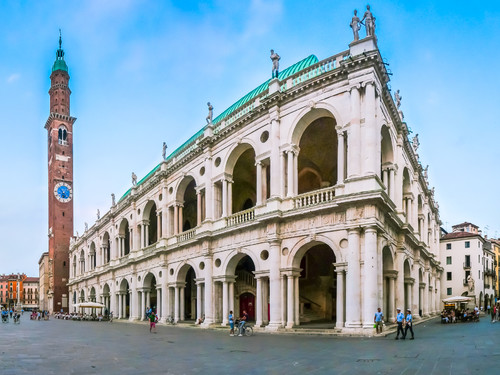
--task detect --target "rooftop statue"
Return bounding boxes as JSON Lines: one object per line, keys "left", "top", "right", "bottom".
{"left": 162, "top": 142, "right": 168, "bottom": 160}
{"left": 97, "top": 209, "right": 100, "bottom": 220}
{"left": 423, "top": 165, "right": 429, "bottom": 180}
{"left": 270, "top": 49, "right": 280, "bottom": 79}
{"left": 111, "top": 193, "right": 116, "bottom": 206}
{"left": 361, "top": 5, "right": 376, "bottom": 37}
{"left": 206, "top": 102, "right": 213, "bottom": 124}
{"left": 84, "top": 222, "right": 88, "bottom": 232}
{"left": 132, "top": 172, "right": 137, "bottom": 186}
{"left": 412, "top": 134, "right": 420, "bottom": 153}
{"left": 395, "top": 89, "right": 402, "bottom": 109}
{"left": 350, "top": 10, "right": 361, "bottom": 41}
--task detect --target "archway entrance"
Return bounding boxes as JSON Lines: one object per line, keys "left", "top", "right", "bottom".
{"left": 298, "top": 243, "right": 336, "bottom": 324}
{"left": 118, "top": 279, "right": 130, "bottom": 319}
{"left": 235, "top": 256, "right": 256, "bottom": 321}
{"left": 143, "top": 273, "right": 157, "bottom": 316}
{"left": 184, "top": 268, "right": 196, "bottom": 320}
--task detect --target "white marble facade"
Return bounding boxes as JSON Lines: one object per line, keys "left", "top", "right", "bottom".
{"left": 68, "top": 37, "right": 442, "bottom": 334}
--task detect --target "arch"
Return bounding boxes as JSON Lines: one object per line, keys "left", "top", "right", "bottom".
{"left": 223, "top": 249, "right": 261, "bottom": 276}
{"left": 102, "top": 231, "right": 111, "bottom": 263}
{"left": 142, "top": 200, "right": 158, "bottom": 245}
{"left": 79, "top": 249, "right": 85, "bottom": 274}
{"left": 289, "top": 104, "right": 343, "bottom": 146}
{"left": 297, "top": 114, "right": 338, "bottom": 194}
{"left": 119, "top": 278, "right": 130, "bottom": 292}
{"left": 288, "top": 235, "right": 341, "bottom": 268}
{"left": 142, "top": 271, "right": 158, "bottom": 288}
{"left": 290, "top": 239, "right": 338, "bottom": 325}
{"left": 175, "top": 261, "right": 199, "bottom": 282}
{"left": 175, "top": 176, "right": 197, "bottom": 232}
{"left": 380, "top": 125, "right": 394, "bottom": 165}
{"left": 89, "top": 241, "right": 96, "bottom": 270}
{"left": 79, "top": 289, "right": 85, "bottom": 302}
{"left": 58, "top": 125, "right": 68, "bottom": 145}
{"left": 224, "top": 142, "right": 258, "bottom": 175}
{"left": 118, "top": 218, "right": 130, "bottom": 255}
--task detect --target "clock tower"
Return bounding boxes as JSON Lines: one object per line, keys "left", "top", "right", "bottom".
{"left": 45, "top": 33, "right": 76, "bottom": 312}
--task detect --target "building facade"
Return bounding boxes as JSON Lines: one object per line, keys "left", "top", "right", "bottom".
{"left": 440, "top": 222, "right": 496, "bottom": 308}
{"left": 40, "top": 35, "right": 76, "bottom": 313}
{"left": 23, "top": 277, "right": 39, "bottom": 310}
{"left": 68, "top": 34, "right": 442, "bottom": 334}
{"left": 491, "top": 239, "right": 500, "bottom": 298}
{"left": 0, "top": 274, "right": 36, "bottom": 310}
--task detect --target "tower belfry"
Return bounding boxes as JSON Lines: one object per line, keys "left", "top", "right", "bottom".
{"left": 43, "top": 32, "right": 76, "bottom": 312}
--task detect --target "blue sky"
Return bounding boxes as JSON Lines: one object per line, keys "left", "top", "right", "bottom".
{"left": 0, "top": 0, "right": 499, "bottom": 276}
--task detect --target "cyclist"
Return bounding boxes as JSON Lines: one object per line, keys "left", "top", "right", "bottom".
{"left": 238, "top": 310, "right": 249, "bottom": 337}
{"left": 1, "top": 309, "right": 9, "bottom": 323}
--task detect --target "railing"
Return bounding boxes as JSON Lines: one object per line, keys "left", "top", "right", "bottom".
{"left": 236, "top": 270, "right": 256, "bottom": 289}
{"left": 485, "top": 283, "right": 491, "bottom": 289}
{"left": 463, "top": 262, "right": 471, "bottom": 269}
{"left": 280, "top": 51, "right": 350, "bottom": 93}
{"left": 177, "top": 228, "right": 196, "bottom": 243}
{"left": 226, "top": 208, "right": 255, "bottom": 227}
{"left": 294, "top": 186, "right": 336, "bottom": 209}
{"left": 215, "top": 102, "right": 256, "bottom": 134}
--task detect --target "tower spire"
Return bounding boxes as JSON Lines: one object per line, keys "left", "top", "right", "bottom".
{"left": 52, "top": 29, "right": 68, "bottom": 72}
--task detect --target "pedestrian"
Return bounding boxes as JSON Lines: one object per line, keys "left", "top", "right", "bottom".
{"left": 374, "top": 307, "right": 384, "bottom": 334}
{"left": 491, "top": 305, "right": 496, "bottom": 323}
{"left": 395, "top": 308, "right": 405, "bottom": 340}
{"left": 229, "top": 310, "right": 235, "bottom": 336}
{"left": 404, "top": 309, "right": 414, "bottom": 340}
{"left": 149, "top": 311, "right": 156, "bottom": 333}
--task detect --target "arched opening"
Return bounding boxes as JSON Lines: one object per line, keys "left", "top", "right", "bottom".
{"left": 103, "top": 232, "right": 111, "bottom": 264}
{"left": 183, "top": 179, "right": 197, "bottom": 231}
{"left": 403, "top": 259, "right": 411, "bottom": 310}
{"left": 119, "top": 219, "right": 130, "bottom": 256}
{"left": 58, "top": 126, "right": 68, "bottom": 145}
{"left": 72, "top": 291, "right": 77, "bottom": 311}
{"left": 232, "top": 148, "right": 257, "bottom": 214}
{"left": 79, "top": 249, "right": 85, "bottom": 274}
{"left": 143, "top": 273, "right": 157, "bottom": 317}
{"left": 298, "top": 117, "right": 337, "bottom": 194}
{"left": 143, "top": 201, "right": 158, "bottom": 245}
{"left": 102, "top": 283, "right": 111, "bottom": 315}
{"left": 118, "top": 279, "right": 130, "bottom": 319}
{"left": 79, "top": 290, "right": 85, "bottom": 304}
{"left": 234, "top": 256, "right": 256, "bottom": 321}
{"left": 298, "top": 243, "right": 337, "bottom": 325}
{"left": 402, "top": 168, "right": 412, "bottom": 222}
{"left": 89, "top": 242, "right": 96, "bottom": 270}
{"left": 382, "top": 246, "right": 395, "bottom": 321}
{"left": 176, "top": 265, "right": 197, "bottom": 322}
{"left": 381, "top": 125, "right": 394, "bottom": 197}
{"left": 72, "top": 255, "right": 77, "bottom": 277}
{"left": 417, "top": 195, "right": 423, "bottom": 237}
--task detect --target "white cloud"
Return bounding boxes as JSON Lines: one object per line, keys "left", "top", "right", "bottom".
{"left": 6, "top": 73, "right": 20, "bottom": 83}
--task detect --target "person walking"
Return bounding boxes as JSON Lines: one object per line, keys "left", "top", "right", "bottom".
{"left": 395, "top": 308, "right": 405, "bottom": 340}
{"left": 491, "top": 305, "right": 496, "bottom": 323}
{"left": 229, "top": 310, "right": 235, "bottom": 336}
{"left": 148, "top": 311, "right": 157, "bottom": 333}
{"left": 404, "top": 309, "right": 414, "bottom": 340}
{"left": 374, "top": 307, "right": 384, "bottom": 334}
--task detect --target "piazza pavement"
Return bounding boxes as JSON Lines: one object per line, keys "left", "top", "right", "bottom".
{"left": 1, "top": 314, "right": 499, "bottom": 374}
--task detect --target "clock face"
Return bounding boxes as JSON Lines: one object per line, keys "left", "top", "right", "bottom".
{"left": 54, "top": 182, "right": 72, "bottom": 203}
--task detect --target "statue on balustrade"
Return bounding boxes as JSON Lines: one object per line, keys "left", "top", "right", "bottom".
{"left": 361, "top": 5, "right": 376, "bottom": 37}
{"left": 270, "top": 49, "right": 280, "bottom": 79}
{"left": 206, "top": 102, "right": 213, "bottom": 124}
{"left": 350, "top": 10, "right": 361, "bottom": 41}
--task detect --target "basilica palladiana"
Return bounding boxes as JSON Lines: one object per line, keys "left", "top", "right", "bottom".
{"left": 68, "top": 27, "right": 443, "bottom": 334}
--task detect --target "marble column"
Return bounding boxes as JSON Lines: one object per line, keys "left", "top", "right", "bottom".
{"left": 348, "top": 86, "right": 361, "bottom": 178}
{"left": 335, "top": 264, "right": 346, "bottom": 329}
{"left": 255, "top": 277, "right": 263, "bottom": 327}
{"left": 270, "top": 117, "right": 281, "bottom": 198}
{"left": 222, "top": 179, "right": 228, "bottom": 217}
{"left": 286, "top": 150, "right": 294, "bottom": 198}
{"left": 286, "top": 274, "right": 295, "bottom": 328}
{"left": 203, "top": 256, "right": 214, "bottom": 325}
{"left": 161, "top": 283, "right": 168, "bottom": 322}
{"left": 267, "top": 240, "right": 282, "bottom": 330}
{"left": 363, "top": 226, "right": 378, "bottom": 328}
{"left": 180, "top": 286, "right": 185, "bottom": 320}
{"left": 174, "top": 286, "right": 180, "bottom": 322}
{"left": 196, "top": 282, "right": 202, "bottom": 322}
{"left": 336, "top": 128, "right": 345, "bottom": 185}
{"left": 345, "top": 228, "right": 361, "bottom": 328}
{"left": 222, "top": 281, "right": 229, "bottom": 326}
{"left": 256, "top": 161, "right": 263, "bottom": 206}
{"left": 362, "top": 81, "right": 377, "bottom": 175}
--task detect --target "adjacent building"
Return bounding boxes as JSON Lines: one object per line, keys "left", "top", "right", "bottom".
{"left": 440, "top": 222, "right": 496, "bottom": 308}
{"left": 67, "top": 29, "right": 442, "bottom": 335}
{"left": 0, "top": 274, "right": 38, "bottom": 310}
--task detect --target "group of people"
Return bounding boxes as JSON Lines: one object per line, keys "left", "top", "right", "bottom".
{"left": 490, "top": 304, "right": 500, "bottom": 323}
{"left": 1, "top": 308, "right": 22, "bottom": 323}
{"left": 229, "top": 309, "right": 248, "bottom": 336}
{"left": 373, "top": 307, "right": 415, "bottom": 339}
{"left": 441, "top": 306, "right": 480, "bottom": 323}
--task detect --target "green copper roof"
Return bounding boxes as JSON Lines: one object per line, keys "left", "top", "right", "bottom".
{"left": 118, "top": 54, "right": 319, "bottom": 203}
{"left": 52, "top": 33, "right": 68, "bottom": 72}
{"left": 212, "top": 54, "right": 319, "bottom": 125}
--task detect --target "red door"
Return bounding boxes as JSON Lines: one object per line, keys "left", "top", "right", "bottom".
{"left": 239, "top": 293, "right": 255, "bottom": 320}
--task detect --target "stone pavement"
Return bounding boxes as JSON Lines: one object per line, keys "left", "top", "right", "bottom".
{"left": 1, "top": 315, "right": 499, "bottom": 375}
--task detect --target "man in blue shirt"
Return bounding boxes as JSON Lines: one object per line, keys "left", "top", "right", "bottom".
{"left": 374, "top": 307, "right": 384, "bottom": 334}
{"left": 404, "top": 309, "right": 414, "bottom": 340}
{"left": 395, "top": 308, "right": 405, "bottom": 339}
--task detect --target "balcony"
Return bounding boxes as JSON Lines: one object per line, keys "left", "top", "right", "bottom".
{"left": 463, "top": 262, "right": 471, "bottom": 270}
{"left": 485, "top": 283, "right": 491, "bottom": 289}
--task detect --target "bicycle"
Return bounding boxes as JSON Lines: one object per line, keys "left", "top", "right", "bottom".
{"left": 235, "top": 319, "right": 253, "bottom": 336}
